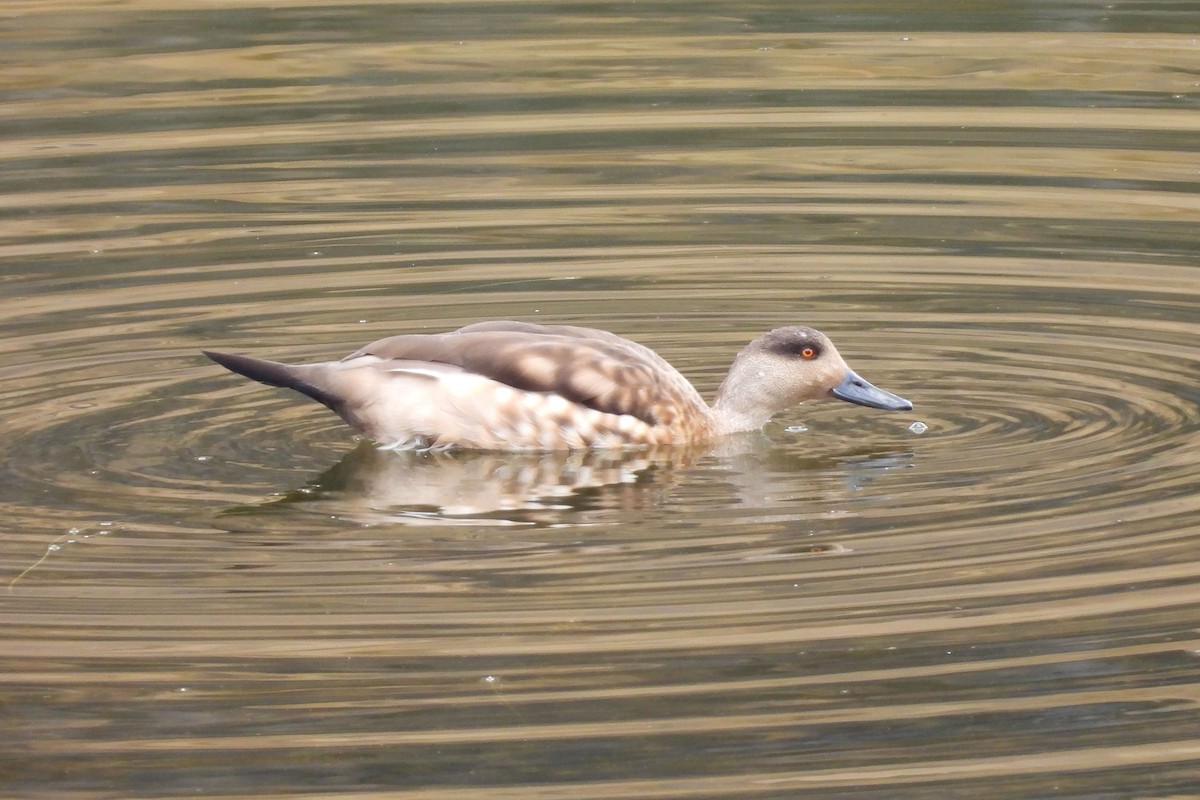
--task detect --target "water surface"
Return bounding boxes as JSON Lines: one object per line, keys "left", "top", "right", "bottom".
{"left": 2, "top": 2, "right": 1200, "bottom": 798}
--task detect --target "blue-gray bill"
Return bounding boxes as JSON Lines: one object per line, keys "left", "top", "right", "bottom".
{"left": 831, "top": 369, "right": 913, "bottom": 411}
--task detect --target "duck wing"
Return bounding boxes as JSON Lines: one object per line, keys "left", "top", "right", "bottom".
{"left": 347, "top": 323, "right": 705, "bottom": 427}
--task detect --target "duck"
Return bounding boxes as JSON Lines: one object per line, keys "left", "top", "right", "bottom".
{"left": 203, "top": 320, "right": 912, "bottom": 451}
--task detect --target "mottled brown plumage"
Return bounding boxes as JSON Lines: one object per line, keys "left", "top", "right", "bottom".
{"left": 203, "top": 320, "right": 911, "bottom": 451}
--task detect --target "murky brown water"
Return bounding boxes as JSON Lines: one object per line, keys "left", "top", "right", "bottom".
{"left": 3, "top": 2, "right": 1200, "bottom": 798}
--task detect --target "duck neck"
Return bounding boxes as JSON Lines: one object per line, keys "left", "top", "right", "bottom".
{"left": 709, "top": 372, "right": 778, "bottom": 435}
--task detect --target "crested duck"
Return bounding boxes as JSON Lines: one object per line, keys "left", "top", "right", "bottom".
{"left": 203, "top": 320, "right": 911, "bottom": 451}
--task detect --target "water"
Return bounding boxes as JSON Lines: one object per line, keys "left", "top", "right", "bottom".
{"left": 3, "top": 2, "right": 1200, "bottom": 798}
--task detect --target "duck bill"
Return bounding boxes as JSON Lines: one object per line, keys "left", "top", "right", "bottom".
{"left": 831, "top": 369, "right": 912, "bottom": 411}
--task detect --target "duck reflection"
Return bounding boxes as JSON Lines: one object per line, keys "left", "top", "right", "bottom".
{"left": 224, "top": 437, "right": 912, "bottom": 527}
{"left": 240, "top": 440, "right": 701, "bottom": 525}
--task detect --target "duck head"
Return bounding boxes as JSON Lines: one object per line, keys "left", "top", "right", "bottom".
{"left": 711, "top": 326, "right": 912, "bottom": 434}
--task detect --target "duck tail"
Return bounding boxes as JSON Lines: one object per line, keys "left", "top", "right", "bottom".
{"left": 202, "top": 350, "right": 341, "bottom": 412}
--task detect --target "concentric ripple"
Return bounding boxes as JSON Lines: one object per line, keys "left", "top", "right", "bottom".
{"left": 3, "top": 2, "right": 1200, "bottom": 798}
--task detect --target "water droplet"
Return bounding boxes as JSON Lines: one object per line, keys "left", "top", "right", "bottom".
{"left": 908, "top": 421, "right": 928, "bottom": 434}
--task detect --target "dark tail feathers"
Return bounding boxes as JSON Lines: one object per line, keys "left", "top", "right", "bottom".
{"left": 202, "top": 350, "right": 341, "bottom": 411}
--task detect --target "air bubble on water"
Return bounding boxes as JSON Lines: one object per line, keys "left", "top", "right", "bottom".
{"left": 908, "top": 421, "right": 928, "bottom": 434}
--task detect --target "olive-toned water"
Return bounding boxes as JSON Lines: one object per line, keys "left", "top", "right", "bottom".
{"left": 3, "top": 2, "right": 1200, "bottom": 798}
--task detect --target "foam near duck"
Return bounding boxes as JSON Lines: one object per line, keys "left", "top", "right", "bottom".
{"left": 203, "top": 320, "right": 912, "bottom": 451}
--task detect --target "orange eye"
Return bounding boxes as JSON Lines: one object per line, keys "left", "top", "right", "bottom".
{"left": 801, "top": 347, "right": 816, "bottom": 359}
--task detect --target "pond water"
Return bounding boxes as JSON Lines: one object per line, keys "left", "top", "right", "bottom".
{"left": 3, "top": 1, "right": 1200, "bottom": 798}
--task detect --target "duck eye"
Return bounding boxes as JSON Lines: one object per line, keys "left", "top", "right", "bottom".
{"left": 801, "top": 346, "right": 816, "bottom": 359}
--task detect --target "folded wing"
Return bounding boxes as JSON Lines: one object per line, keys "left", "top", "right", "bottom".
{"left": 347, "top": 322, "right": 705, "bottom": 427}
